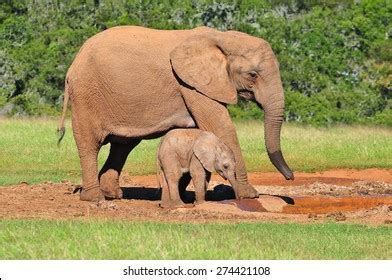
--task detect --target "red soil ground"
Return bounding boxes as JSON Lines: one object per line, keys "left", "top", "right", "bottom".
{"left": 1, "top": 169, "right": 391, "bottom": 225}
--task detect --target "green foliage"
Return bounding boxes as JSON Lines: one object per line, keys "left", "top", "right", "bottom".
{"left": 0, "top": 0, "right": 391, "bottom": 125}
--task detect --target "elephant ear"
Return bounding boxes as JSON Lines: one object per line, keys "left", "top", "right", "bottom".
{"left": 170, "top": 35, "right": 237, "bottom": 105}
{"left": 193, "top": 132, "right": 218, "bottom": 172}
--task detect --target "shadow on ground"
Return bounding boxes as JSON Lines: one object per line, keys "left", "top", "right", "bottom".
{"left": 121, "top": 184, "right": 237, "bottom": 202}
{"left": 121, "top": 184, "right": 294, "bottom": 205}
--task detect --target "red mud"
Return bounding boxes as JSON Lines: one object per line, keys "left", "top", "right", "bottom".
{"left": 283, "top": 196, "right": 392, "bottom": 214}
{"left": 1, "top": 169, "right": 391, "bottom": 225}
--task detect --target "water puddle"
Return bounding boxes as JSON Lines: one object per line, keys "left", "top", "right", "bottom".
{"left": 218, "top": 195, "right": 392, "bottom": 214}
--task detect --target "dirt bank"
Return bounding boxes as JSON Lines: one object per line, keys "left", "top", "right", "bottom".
{"left": 1, "top": 169, "right": 391, "bottom": 225}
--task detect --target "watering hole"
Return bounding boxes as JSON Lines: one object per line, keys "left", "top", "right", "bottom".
{"left": 224, "top": 196, "right": 392, "bottom": 214}
{"left": 1, "top": 169, "right": 391, "bottom": 224}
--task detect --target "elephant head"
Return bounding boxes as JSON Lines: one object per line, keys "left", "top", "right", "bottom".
{"left": 170, "top": 28, "right": 294, "bottom": 180}
{"left": 193, "top": 132, "right": 239, "bottom": 196}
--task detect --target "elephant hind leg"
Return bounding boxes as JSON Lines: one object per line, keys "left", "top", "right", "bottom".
{"left": 99, "top": 140, "right": 141, "bottom": 199}
{"left": 178, "top": 172, "right": 192, "bottom": 203}
{"left": 159, "top": 166, "right": 188, "bottom": 208}
{"left": 72, "top": 127, "right": 103, "bottom": 202}
{"left": 79, "top": 150, "right": 103, "bottom": 201}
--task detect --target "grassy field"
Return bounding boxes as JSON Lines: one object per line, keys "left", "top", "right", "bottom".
{"left": 1, "top": 118, "right": 391, "bottom": 260}
{"left": 1, "top": 220, "right": 391, "bottom": 259}
{"left": 0, "top": 118, "right": 391, "bottom": 185}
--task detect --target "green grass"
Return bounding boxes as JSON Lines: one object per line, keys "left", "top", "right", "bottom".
{"left": 1, "top": 220, "right": 391, "bottom": 259}
{"left": 0, "top": 118, "right": 391, "bottom": 185}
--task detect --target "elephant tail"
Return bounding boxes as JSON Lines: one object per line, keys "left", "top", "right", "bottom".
{"left": 57, "top": 78, "right": 70, "bottom": 146}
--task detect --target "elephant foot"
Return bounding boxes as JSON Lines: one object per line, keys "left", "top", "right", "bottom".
{"left": 193, "top": 198, "right": 206, "bottom": 205}
{"left": 80, "top": 187, "right": 105, "bottom": 202}
{"left": 101, "top": 188, "right": 123, "bottom": 200}
{"left": 236, "top": 183, "right": 259, "bottom": 199}
{"left": 99, "top": 169, "right": 123, "bottom": 199}
{"left": 159, "top": 200, "right": 194, "bottom": 209}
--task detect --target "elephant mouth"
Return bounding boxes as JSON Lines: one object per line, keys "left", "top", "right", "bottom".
{"left": 238, "top": 89, "right": 255, "bottom": 101}
{"left": 218, "top": 171, "right": 227, "bottom": 180}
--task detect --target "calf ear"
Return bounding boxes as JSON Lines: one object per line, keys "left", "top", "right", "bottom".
{"left": 193, "top": 134, "right": 216, "bottom": 173}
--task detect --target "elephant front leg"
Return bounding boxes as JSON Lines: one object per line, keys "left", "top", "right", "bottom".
{"left": 181, "top": 88, "right": 258, "bottom": 199}
{"left": 99, "top": 140, "right": 140, "bottom": 199}
{"left": 190, "top": 155, "right": 208, "bottom": 204}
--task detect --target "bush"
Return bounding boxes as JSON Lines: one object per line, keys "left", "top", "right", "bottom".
{"left": 0, "top": 0, "right": 391, "bottom": 126}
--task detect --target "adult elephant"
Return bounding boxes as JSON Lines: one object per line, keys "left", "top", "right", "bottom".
{"left": 58, "top": 26, "right": 294, "bottom": 201}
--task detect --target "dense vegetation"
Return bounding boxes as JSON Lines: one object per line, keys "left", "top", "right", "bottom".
{"left": 1, "top": 0, "right": 391, "bottom": 125}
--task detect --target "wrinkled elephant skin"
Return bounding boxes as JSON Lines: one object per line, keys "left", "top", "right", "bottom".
{"left": 58, "top": 26, "right": 293, "bottom": 201}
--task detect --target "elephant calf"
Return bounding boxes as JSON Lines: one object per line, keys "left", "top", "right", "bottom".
{"left": 157, "top": 128, "right": 238, "bottom": 208}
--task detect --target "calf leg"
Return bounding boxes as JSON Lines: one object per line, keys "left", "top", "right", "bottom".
{"left": 159, "top": 160, "right": 187, "bottom": 208}
{"left": 190, "top": 155, "right": 208, "bottom": 204}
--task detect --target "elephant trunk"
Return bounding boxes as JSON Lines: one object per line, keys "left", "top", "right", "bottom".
{"left": 264, "top": 112, "right": 294, "bottom": 180}
{"left": 257, "top": 86, "right": 294, "bottom": 180}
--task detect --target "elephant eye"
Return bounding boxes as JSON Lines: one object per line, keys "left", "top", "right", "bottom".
{"left": 248, "top": 71, "right": 258, "bottom": 78}
{"left": 223, "top": 163, "right": 229, "bottom": 169}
